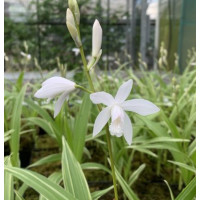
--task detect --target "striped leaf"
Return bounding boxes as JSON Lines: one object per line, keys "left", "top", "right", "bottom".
{"left": 168, "top": 160, "right": 196, "bottom": 173}
{"left": 10, "top": 84, "right": 27, "bottom": 166}
{"left": 40, "top": 172, "right": 63, "bottom": 200}
{"left": 14, "top": 190, "right": 25, "bottom": 200}
{"left": 4, "top": 156, "right": 14, "bottom": 200}
{"left": 113, "top": 162, "right": 139, "bottom": 200}
{"left": 5, "top": 166, "right": 77, "bottom": 200}
{"left": 62, "top": 137, "right": 92, "bottom": 200}
{"left": 175, "top": 177, "right": 196, "bottom": 200}
{"left": 91, "top": 186, "right": 114, "bottom": 200}
{"left": 28, "top": 153, "right": 61, "bottom": 168}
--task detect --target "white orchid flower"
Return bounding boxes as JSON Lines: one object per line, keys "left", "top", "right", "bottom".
{"left": 90, "top": 79, "right": 160, "bottom": 145}
{"left": 34, "top": 76, "right": 76, "bottom": 118}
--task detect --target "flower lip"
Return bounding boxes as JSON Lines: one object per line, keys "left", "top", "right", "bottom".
{"left": 111, "top": 104, "right": 124, "bottom": 123}
{"left": 109, "top": 105, "right": 124, "bottom": 137}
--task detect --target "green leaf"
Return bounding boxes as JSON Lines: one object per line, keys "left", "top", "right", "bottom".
{"left": 10, "top": 84, "right": 27, "bottom": 166}
{"left": 128, "top": 146, "right": 157, "bottom": 158}
{"left": 81, "top": 162, "right": 111, "bottom": 174}
{"left": 161, "top": 111, "right": 181, "bottom": 138}
{"left": 136, "top": 115, "right": 167, "bottom": 137}
{"left": 143, "top": 137, "right": 189, "bottom": 144}
{"left": 14, "top": 190, "right": 25, "bottom": 200}
{"left": 164, "top": 180, "right": 174, "bottom": 200}
{"left": 16, "top": 71, "right": 24, "bottom": 91}
{"left": 128, "top": 164, "right": 146, "bottom": 186}
{"left": 25, "top": 99, "right": 63, "bottom": 146}
{"left": 168, "top": 160, "right": 196, "bottom": 173}
{"left": 25, "top": 98, "right": 53, "bottom": 122}
{"left": 175, "top": 177, "right": 196, "bottom": 200}
{"left": 62, "top": 137, "right": 92, "bottom": 200}
{"left": 91, "top": 186, "right": 114, "bottom": 200}
{"left": 5, "top": 166, "right": 77, "bottom": 200}
{"left": 4, "top": 156, "right": 14, "bottom": 200}
{"left": 27, "top": 117, "right": 55, "bottom": 138}
{"left": 72, "top": 94, "right": 92, "bottom": 161}
{"left": 47, "top": 171, "right": 62, "bottom": 184}
{"left": 40, "top": 172, "right": 63, "bottom": 200}
{"left": 28, "top": 153, "right": 61, "bottom": 168}
{"left": 4, "top": 129, "right": 14, "bottom": 142}
{"left": 111, "top": 161, "right": 139, "bottom": 200}
{"left": 16, "top": 183, "right": 28, "bottom": 200}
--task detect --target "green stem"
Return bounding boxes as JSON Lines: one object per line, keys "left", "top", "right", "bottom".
{"left": 78, "top": 34, "right": 118, "bottom": 200}
{"left": 79, "top": 46, "right": 95, "bottom": 92}
{"left": 75, "top": 84, "right": 92, "bottom": 94}
{"left": 105, "top": 125, "right": 119, "bottom": 200}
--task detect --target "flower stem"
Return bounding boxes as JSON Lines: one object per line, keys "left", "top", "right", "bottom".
{"left": 78, "top": 39, "right": 119, "bottom": 200}
{"left": 75, "top": 84, "right": 92, "bottom": 94}
{"left": 105, "top": 125, "right": 119, "bottom": 200}
{"left": 79, "top": 45, "right": 95, "bottom": 92}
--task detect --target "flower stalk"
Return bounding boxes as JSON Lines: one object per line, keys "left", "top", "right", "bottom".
{"left": 77, "top": 28, "right": 119, "bottom": 200}
{"left": 75, "top": 84, "right": 92, "bottom": 94}
{"left": 105, "top": 125, "right": 119, "bottom": 200}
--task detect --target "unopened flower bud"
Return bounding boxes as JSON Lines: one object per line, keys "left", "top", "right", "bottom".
{"left": 66, "top": 8, "right": 81, "bottom": 47}
{"left": 68, "top": 0, "right": 80, "bottom": 25}
{"left": 92, "top": 19, "right": 102, "bottom": 57}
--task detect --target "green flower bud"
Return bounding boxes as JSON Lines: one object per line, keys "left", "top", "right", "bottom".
{"left": 68, "top": 0, "right": 80, "bottom": 25}
{"left": 66, "top": 8, "right": 81, "bottom": 47}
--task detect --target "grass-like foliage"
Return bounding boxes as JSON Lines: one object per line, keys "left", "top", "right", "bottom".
{"left": 4, "top": 0, "right": 195, "bottom": 199}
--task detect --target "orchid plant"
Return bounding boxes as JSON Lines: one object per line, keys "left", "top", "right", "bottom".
{"left": 33, "top": 0, "right": 160, "bottom": 199}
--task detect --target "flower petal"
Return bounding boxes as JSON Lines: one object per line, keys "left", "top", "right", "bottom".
{"left": 115, "top": 79, "right": 133, "bottom": 103}
{"left": 34, "top": 85, "right": 70, "bottom": 98}
{"left": 90, "top": 92, "right": 115, "bottom": 106}
{"left": 93, "top": 107, "right": 111, "bottom": 137}
{"left": 42, "top": 76, "right": 75, "bottom": 87}
{"left": 54, "top": 92, "right": 69, "bottom": 118}
{"left": 35, "top": 77, "right": 75, "bottom": 99}
{"left": 122, "top": 99, "right": 160, "bottom": 116}
{"left": 123, "top": 112, "right": 133, "bottom": 145}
